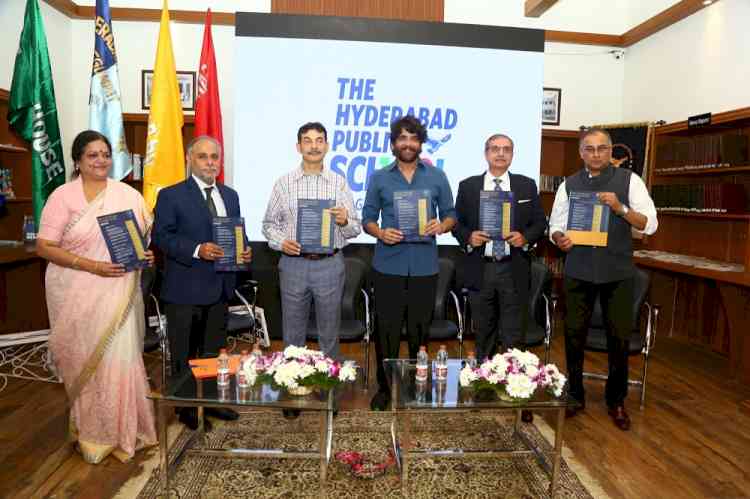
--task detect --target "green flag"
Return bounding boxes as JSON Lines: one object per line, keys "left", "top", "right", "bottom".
{"left": 8, "top": 0, "right": 65, "bottom": 225}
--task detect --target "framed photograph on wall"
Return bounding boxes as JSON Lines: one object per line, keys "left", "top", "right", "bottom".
{"left": 542, "top": 87, "right": 561, "bottom": 126}
{"left": 141, "top": 70, "right": 196, "bottom": 111}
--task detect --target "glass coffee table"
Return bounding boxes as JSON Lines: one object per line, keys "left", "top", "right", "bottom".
{"left": 384, "top": 359, "right": 577, "bottom": 497}
{"left": 150, "top": 371, "right": 336, "bottom": 496}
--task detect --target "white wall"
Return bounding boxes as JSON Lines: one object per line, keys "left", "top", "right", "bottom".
{"left": 623, "top": 0, "right": 750, "bottom": 124}
{"left": 3, "top": 0, "right": 747, "bottom": 182}
{"left": 0, "top": 0, "right": 73, "bottom": 167}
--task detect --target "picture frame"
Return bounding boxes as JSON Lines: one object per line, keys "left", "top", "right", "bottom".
{"left": 542, "top": 87, "right": 561, "bottom": 126}
{"left": 141, "top": 70, "right": 196, "bottom": 111}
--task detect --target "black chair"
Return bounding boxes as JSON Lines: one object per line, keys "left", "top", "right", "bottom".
{"left": 141, "top": 266, "right": 170, "bottom": 386}
{"left": 582, "top": 267, "right": 660, "bottom": 409}
{"left": 463, "top": 259, "right": 556, "bottom": 363}
{"left": 428, "top": 258, "right": 465, "bottom": 357}
{"left": 307, "top": 257, "right": 372, "bottom": 386}
{"left": 226, "top": 278, "right": 270, "bottom": 349}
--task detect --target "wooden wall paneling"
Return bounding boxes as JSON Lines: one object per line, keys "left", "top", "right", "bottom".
{"left": 271, "top": 0, "right": 444, "bottom": 21}
{"left": 525, "top": 0, "right": 558, "bottom": 18}
{"left": 621, "top": 0, "right": 721, "bottom": 47}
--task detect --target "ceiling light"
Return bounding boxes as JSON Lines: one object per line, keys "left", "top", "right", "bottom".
{"left": 702, "top": 0, "right": 713, "bottom": 5}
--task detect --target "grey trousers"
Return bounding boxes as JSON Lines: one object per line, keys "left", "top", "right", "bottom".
{"left": 278, "top": 252, "right": 345, "bottom": 359}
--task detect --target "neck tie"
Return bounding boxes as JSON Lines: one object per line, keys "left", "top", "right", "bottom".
{"left": 492, "top": 177, "right": 505, "bottom": 259}
{"left": 204, "top": 186, "right": 217, "bottom": 217}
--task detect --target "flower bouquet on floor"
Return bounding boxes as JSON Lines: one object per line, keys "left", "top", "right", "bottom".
{"left": 459, "top": 348, "right": 567, "bottom": 402}
{"left": 241, "top": 345, "right": 357, "bottom": 396}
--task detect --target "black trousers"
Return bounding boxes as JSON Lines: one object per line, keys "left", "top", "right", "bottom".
{"left": 564, "top": 276, "right": 632, "bottom": 408}
{"left": 373, "top": 271, "right": 438, "bottom": 392}
{"left": 165, "top": 301, "right": 228, "bottom": 383}
{"left": 472, "top": 259, "right": 527, "bottom": 362}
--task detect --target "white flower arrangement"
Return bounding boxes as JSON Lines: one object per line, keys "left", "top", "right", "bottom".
{"left": 241, "top": 345, "right": 357, "bottom": 393}
{"left": 459, "top": 349, "right": 567, "bottom": 401}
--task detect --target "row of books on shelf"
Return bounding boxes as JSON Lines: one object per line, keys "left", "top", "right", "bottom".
{"left": 654, "top": 132, "right": 748, "bottom": 172}
{"left": 539, "top": 174, "right": 564, "bottom": 193}
{"left": 651, "top": 183, "right": 747, "bottom": 213}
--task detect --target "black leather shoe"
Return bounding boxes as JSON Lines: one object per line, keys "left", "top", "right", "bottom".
{"left": 282, "top": 409, "right": 301, "bottom": 420}
{"left": 521, "top": 410, "right": 534, "bottom": 423}
{"left": 370, "top": 390, "right": 390, "bottom": 411}
{"left": 205, "top": 407, "right": 239, "bottom": 421}
{"left": 607, "top": 405, "right": 631, "bottom": 431}
{"left": 178, "top": 408, "right": 213, "bottom": 431}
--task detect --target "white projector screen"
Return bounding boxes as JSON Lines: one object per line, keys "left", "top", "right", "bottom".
{"left": 234, "top": 14, "right": 545, "bottom": 243}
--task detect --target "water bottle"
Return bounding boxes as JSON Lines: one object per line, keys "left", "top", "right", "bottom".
{"left": 436, "top": 344, "right": 449, "bottom": 380}
{"left": 217, "top": 348, "right": 230, "bottom": 387}
{"left": 466, "top": 351, "right": 478, "bottom": 369}
{"left": 237, "top": 350, "right": 251, "bottom": 388}
{"left": 415, "top": 345, "right": 429, "bottom": 382}
{"left": 22, "top": 215, "right": 36, "bottom": 244}
{"left": 250, "top": 344, "right": 262, "bottom": 368}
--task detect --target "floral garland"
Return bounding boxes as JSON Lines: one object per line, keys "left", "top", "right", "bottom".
{"left": 459, "top": 348, "right": 566, "bottom": 401}
{"left": 241, "top": 345, "right": 357, "bottom": 391}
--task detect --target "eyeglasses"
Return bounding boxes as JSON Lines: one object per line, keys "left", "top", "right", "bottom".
{"left": 581, "top": 145, "right": 612, "bottom": 155}
{"left": 487, "top": 146, "right": 513, "bottom": 155}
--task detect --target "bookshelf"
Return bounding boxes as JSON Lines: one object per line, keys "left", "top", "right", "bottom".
{"left": 537, "top": 129, "right": 581, "bottom": 278}
{"left": 639, "top": 106, "right": 750, "bottom": 383}
{"left": 0, "top": 88, "right": 49, "bottom": 334}
{"left": 121, "top": 113, "right": 195, "bottom": 192}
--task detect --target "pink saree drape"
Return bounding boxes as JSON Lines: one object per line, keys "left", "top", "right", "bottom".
{"left": 39, "top": 177, "right": 157, "bottom": 464}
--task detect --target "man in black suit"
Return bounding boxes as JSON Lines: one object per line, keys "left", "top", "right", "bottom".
{"left": 153, "top": 136, "right": 252, "bottom": 430}
{"left": 453, "top": 133, "right": 547, "bottom": 421}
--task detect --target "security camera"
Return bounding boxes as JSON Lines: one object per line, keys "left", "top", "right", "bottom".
{"left": 610, "top": 49, "right": 625, "bottom": 60}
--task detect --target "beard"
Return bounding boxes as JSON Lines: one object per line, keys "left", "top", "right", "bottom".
{"left": 394, "top": 144, "right": 421, "bottom": 163}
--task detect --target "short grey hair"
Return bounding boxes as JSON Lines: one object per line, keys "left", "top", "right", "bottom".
{"left": 186, "top": 135, "right": 223, "bottom": 157}
{"left": 579, "top": 128, "right": 612, "bottom": 148}
{"left": 484, "top": 133, "right": 514, "bottom": 151}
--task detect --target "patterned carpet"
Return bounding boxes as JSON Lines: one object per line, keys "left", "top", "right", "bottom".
{"left": 134, "top": 410, "right": 598, "bottom": 499}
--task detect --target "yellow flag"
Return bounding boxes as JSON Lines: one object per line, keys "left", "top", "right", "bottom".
{"left": 143, "top": 0, "right": 184, "bottom": 210}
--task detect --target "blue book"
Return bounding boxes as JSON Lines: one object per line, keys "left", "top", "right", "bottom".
{"left": 296, "top": 199, "right": 335, "bottom": 254}
{"left": 394, "top": 189, "right": 434, "bottom": 243}
{"left": 212, "top": 217, "right": 249, "bottom": 271}
{"left": 97, "top": 209, "right": 148, "bottom": 272}
{"left": 479, "top": 190, "right": 515, "bottom": 239}
{"left": 567, "top": 191, "right": 610, "bottom": 246}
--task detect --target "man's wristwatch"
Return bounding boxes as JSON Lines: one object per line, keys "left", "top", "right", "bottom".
{"left": 619, "top": 205, "right": 629, "bottom": 217}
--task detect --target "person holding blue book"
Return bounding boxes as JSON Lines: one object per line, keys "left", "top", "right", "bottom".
{"left": 549, "top": 128, "right": 658, "bottom": 431}
{"left": 453, "top": 133, "right": 547, "bottom": 425}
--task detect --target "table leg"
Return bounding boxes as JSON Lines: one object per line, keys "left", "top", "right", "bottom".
{"left": 400, "top": 412, "right": 413, "bottom": 496}
{"left": 158, "top": 400, "right": 169, "bottom": 496}
{"left": 550, "top": 407, "right": 565, "bottom": 497}
{"left": 196, "top": 380, "right": 205, "bottom": 434}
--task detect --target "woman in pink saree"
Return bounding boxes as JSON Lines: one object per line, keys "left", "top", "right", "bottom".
{"left": 36, "top": 130, "right": 157, "bottom": 464}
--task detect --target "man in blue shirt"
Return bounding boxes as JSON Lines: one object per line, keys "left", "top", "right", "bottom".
{"left": 362, "top": 116, "right": 456, "bottom": 411}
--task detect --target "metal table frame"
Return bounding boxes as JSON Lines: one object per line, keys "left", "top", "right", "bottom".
{"left": 151, "top": 377, "right": 335, "bottom": 497}
{"left": 386, "top": 359, "right": 572, "bottom": 497}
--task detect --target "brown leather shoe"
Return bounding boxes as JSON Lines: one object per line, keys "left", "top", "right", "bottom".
{"left": 521, "top": 410, "right": 534, "bottom": 423}
{"left": 607, "top": 405, "right": 631, "bottom": 431}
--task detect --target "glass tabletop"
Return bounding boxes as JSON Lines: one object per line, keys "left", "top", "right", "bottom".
{"left": 384, "top": 359, "right": 576, "bottom": 410}
{"left": 152, "top": 370, "right": 335, "bottom": 411}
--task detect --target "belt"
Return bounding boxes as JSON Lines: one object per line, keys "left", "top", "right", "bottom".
{"left": 300, "top": 249, "right": 340, "bottom": 260}
{"left": 483, "top": 255, "right": 512, "bottom": 263}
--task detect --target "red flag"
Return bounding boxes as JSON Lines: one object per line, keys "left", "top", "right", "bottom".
{"left": 194, "top": 9, "right": 225, "bottom": 182}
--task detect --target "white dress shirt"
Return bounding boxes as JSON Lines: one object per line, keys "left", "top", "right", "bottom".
{"left": 262, "top": 165, "right": 361, "bottom": 251}
{"left": 192, "top": 174, "right": 227, "bottom": 258}
{"left": 548, "top": 169, "right": 658, "bottom": 242}
{"left": 483, "top": 170, "right": 511, "bottom": 257}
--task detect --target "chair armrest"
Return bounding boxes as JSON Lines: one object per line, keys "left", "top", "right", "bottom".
{"left": 360, "top": 288, "right": 371, "bottom": 341}
{"left": 448, "top": 290, "right": 464, "bottom": 339}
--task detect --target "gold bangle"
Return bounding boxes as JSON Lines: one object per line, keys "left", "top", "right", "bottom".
{"left": 71, "top": 256, "right": 80, "bottom": 269}
{"left": 94, "top": 262, "right": 100, "bottom": 274}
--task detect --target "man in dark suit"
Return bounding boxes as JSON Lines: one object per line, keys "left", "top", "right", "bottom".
{"left": 453, "top": 133, "right": 547, "bottom": 421}
{"left": 153, "top": 135, "right": 252, "bottom": 430}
